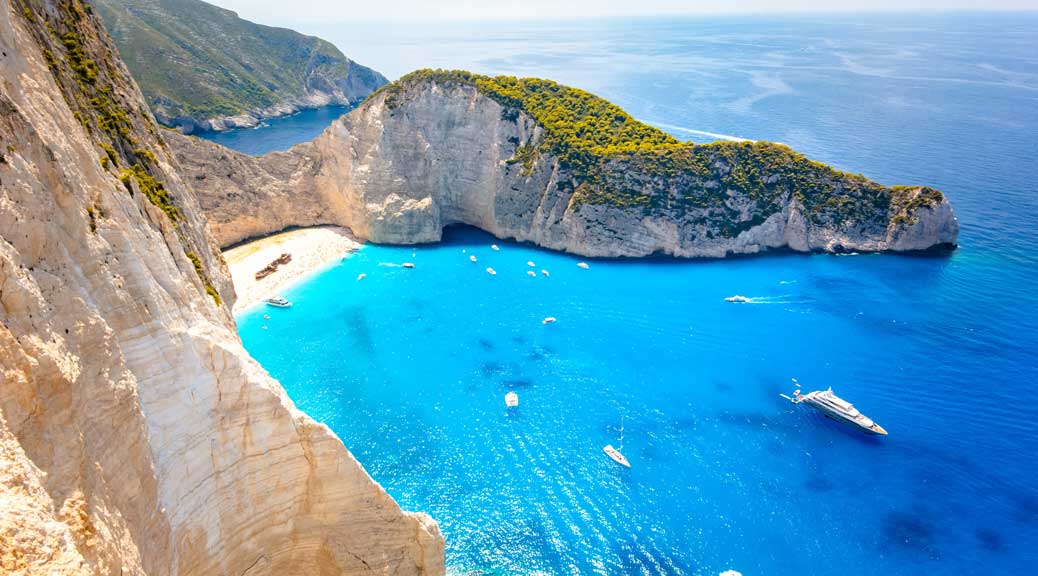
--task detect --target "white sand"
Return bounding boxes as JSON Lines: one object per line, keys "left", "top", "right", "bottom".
{"left": 223, "top": 226, "right": 361, "bottom": 313}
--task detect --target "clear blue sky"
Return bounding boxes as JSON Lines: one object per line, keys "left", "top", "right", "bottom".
{"left": 208, "top": 0, "right": 1038, "bottom": 25}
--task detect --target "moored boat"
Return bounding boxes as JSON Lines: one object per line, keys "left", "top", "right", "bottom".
{"left": 790, "top": 388, "right": 887, "bottom": 435}
{"left": 263, "top": 296, "right": 292, "bottom": 308}
{"left": 603, "top": 444, "right": 630, "bottom": 468}
{"left": 505, "top": 391, "right": 519, "bottom": 407}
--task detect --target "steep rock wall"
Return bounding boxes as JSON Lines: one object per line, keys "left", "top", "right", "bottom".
{"left": 0, "top": 1, "right": 443, "bottom": 574}
{"left": 174, "top": 79, "right": 958, "bottom": 257}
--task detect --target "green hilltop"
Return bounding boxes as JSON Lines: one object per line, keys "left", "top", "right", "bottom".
{"left": 93, "top": 0, "right": 387, "bottom": 130}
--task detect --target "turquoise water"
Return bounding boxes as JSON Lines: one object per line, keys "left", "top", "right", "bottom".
{"left": 233, "top": 13, "right": 1038, "bottom": 575}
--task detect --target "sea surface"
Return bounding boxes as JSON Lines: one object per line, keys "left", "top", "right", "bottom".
{"left": 226, "top": 13, "right": 1038, "bottom": 575}
{"left": 193, "top": 105, "right": 353, "bottom": 155}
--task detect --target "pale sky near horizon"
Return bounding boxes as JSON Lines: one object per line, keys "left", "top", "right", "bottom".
{"left": 207, "top": 0, "right": 1038, "bottom": 25}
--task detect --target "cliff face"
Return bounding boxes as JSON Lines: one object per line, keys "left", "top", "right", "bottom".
{"left": 0, "top": 1, "right": 443, "bottom": 574}
{"left": 174, "top": 73, "right": 958, "bottom": 256}
{"left": 93, "top": 0, "right": 387, "bottom": 133}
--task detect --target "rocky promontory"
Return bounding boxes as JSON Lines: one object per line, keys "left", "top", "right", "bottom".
{"left": 173, "top": 70, "right": 958, "bottom": 257}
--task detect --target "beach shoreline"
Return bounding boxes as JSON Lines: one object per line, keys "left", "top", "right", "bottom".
{"left": 223, "top": 226, "right": 362, "bottom": 313}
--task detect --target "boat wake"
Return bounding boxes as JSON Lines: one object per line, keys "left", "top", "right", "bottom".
{"left": 725, "top": 295, "right": 797, "bottom": 305}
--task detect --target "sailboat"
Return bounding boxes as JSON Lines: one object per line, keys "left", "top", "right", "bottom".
{"left": 603, "top": 416, "right": 631, "bottom": 468}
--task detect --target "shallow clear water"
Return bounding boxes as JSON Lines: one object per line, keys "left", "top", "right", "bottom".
{"left": 234, "top": 13, "right": 1038, "bottom": 575}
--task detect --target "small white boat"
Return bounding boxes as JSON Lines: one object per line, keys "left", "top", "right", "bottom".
{"left": 541, "top": 269, "right": 550, "bottom": 277}
{"left": 486, "top": 267, "right": 497, "bottom": 275}
{"left": 542, "top": 317, "right": 557, "bottom": 324}
{"left": 725, "top": 295, "right": 751, "bottom": 303}
{"left": 491, "top": 244, "right": 500, "bottom": 251}
{"left": 263, "top": 296, "right": 292, "bottom": 308}
{"left": 527, "top": 271, "right": 537, "bottom": 277}
{"left": 357, "top": 273, "right": 366, "bottom": 281}
{"left": 527, "top": 261, "right": 536, "bottom": 267}
{"left": 577, "top": 262, "right": 590, "bottom": 269}
{"left": 402, "top": 262, "right": 415, "bottom": 269}
{"left": 470, "top": 255, "right": 477, "bottom": 262}
{"left": 603, "top": 445, "right": 630, "bottom": 468}
{"left": 262, "top": 314, "right": 270, "bottom": 319}
{"left": 505, "top": 391, "right": 519, "bottom": 407}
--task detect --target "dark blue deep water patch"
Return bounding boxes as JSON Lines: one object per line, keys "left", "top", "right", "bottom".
{"left": 195, "top": 105, "right": 352, "bottom": 155}
{"left": 238, "top": 13, "right": 1038, "bottom": 576}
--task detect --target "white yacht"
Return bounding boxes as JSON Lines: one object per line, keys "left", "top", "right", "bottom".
{"left": 725, "top": 295, "right": 751, "bottom": 303}
{"left": 263, "top": 296, "right": 292, "bottom": 308}
{"left": 790, "top": 388, "right": 888, "bottom": 435}
{"left": 577, "top": 262, "right": 590, "bottom": 269}
{"left": 542, "top": 317, "right": 557, "bottom": 324}
{"left": 402, "top": 262, "right": 415, "bottom": 269}
{"left": 486, "top": 267, "right": 497, "bottom": 275}
{"left": 470, "top": 255, "right": 477, "bottom": 262}
{"left": 603, "top": 445, "right": 630, "bottom": 468}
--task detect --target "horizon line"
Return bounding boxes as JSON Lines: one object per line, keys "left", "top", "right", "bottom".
{"left": 278, "top": 8, "right": 1038, "bottom": 25}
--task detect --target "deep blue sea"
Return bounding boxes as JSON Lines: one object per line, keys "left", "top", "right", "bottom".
{"left": 222, "top": 13, "right": 1038, "bottom": 575}
{"left": 194, "top": 105, "right": 353, "bottom": 155}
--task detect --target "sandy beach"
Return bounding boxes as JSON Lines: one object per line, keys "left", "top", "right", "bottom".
{"left": 223, "top": 226, "right": 362, "bottom": 313}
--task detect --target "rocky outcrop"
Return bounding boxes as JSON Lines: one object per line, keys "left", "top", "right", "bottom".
{"left": 0, "top": 1, "right": 442, "bottom": 574}
{"left": 93, "top": 0, "right": 388, "bottom": 133}
{"left": 173, "top": 72, "right": 958, "bottom": 256}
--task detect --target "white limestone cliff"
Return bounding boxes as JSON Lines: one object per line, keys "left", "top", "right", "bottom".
{"left": 0, "top": 1, "right": 443, "bottom": 574}
{"left": 173, "top": 80, "right": 958, "bottom": 257}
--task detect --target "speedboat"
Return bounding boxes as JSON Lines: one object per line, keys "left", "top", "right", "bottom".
{"left": 527, "top": 271, "right": 537, "bottom": 277}
{"left": 603, "top": 445, "right": 630, "bottom": 468}
{"left": 402, "top": 262, "right": 415, "bottom": 269}
{"left": 542, "top": 317, "right": 557, "bottom": 324}
{"left": 470, "top": 255, "right": 477, "bottom": 262}
{"left": 541, "top": 269, "right": 550, "bottom": 277}
{"left": 725, "top": 295, "right": 752, "bottom": 303}
{"left": 491, "top": 244, "right": 500, "bottom": 251}
{"left": 505, "top": 391, "right": 519, "bottom": 407}
{"left": 577, "top": 262, "right": 590, "bottom": 269}
{"left": 357, "top": 273, "right": 366, "bottom": 281}
{"left": 527, "top": 261, "right": 536, "bottom": 267}
{"left": 789, "top": 388, "right": 887, "bottom": 435}
{"left": 486, "top": 267, "right": 497, "bottom": 275}
{"left": 263, "top": 296, "right": 292, "bottom": 308}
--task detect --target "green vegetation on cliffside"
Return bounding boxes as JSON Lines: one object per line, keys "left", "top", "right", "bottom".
{"left": 93, "top": 0, "right": 387, "bottom": 130}
{"left": 382, "top": 69, "right": 946, "bottom": 235}
{"left": 17, "top": 0, "right": 222, "bottom": 305}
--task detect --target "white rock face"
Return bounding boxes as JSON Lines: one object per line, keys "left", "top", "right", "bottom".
{"left": 174, "top": 81, "right": 958, "bottom": 257}
{"left": 0, "top": 2, "right": 443, "bottom": 574}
